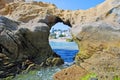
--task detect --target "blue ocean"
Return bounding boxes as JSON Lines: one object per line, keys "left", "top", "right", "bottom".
{"left": 49, "top": 41, "right": 79, "bottom": 62}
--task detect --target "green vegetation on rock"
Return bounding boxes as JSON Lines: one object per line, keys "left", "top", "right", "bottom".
{"left": 3, "top": 76, "right": 14, "bottom": 80}
{"left": 59, "top": 34, "right": 66, "bottom": 37}
{"left": 12, "top": 70, "right": 41, "bottom": 80}
{"left": 113, "top": 75, "right": 120, "bottom": 80}
{"left": 81, "top": 73, "right": 97, "bottom": 80}
{"left": 66, "top": 38, "right": 73, "bottom": 42}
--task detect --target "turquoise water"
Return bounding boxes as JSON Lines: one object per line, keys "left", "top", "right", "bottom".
{"left": 14, "top": 41, "right": 79, "bottom": 80}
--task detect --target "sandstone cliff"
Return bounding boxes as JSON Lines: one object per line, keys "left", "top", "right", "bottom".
{"left": 0, "top": 0, "right": 120, "bottom": 79}
{"left": 0, "top": 0, "right": 25, "bottom": 9}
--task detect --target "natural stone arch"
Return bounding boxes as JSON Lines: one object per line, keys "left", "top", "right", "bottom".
{"left": 0, "top": 0, "right": 120, "bottom": 79}
{"left": 36, "top": 14, "right": 72, "bottom": 28}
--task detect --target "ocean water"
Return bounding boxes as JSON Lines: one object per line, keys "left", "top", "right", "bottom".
{"left": 14, "top": 41, "right": 79, "bottom": 80}
{"left": 49, "top": 41, "right": 79, "bottom": 62}
{"left": 53, "top": 49, "right": 78, "bottom": 62}
{"left": 49, "top": 41, "right": 79, "bottom": 50}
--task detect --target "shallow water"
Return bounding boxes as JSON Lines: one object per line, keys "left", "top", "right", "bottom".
{"left": 14, "top": 63, "right": 72, "bottom": 80}
{"left": 14, "top": 41, "right": 78, "bottom": 80}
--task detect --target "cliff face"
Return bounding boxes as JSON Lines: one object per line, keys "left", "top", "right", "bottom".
{"left": 0, "top": 0, "right": 120, "bottom": 79}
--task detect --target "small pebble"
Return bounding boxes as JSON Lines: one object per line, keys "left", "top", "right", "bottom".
{"left": 90, "top": 78, "right": 98, "bottom": 80}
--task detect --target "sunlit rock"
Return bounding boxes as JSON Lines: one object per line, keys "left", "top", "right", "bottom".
{"left": 0, "top": 0, "right": 120, "bottom": 79}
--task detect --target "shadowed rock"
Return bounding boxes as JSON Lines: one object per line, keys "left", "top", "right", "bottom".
{"left": 0, "top": 16, "right": 63, "bottom": 78}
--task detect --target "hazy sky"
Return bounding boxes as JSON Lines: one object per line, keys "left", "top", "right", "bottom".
{"left": 35, "top": 0, "right": 105, "bottom": 30}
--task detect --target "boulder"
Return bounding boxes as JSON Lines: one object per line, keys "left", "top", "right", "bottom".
{"left": 53, "top": 65, "right": 88, "bottom": 80}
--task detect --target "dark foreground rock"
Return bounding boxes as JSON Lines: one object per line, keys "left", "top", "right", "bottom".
{"left": 0, "top": 16, "right": 63, "bottom": 78}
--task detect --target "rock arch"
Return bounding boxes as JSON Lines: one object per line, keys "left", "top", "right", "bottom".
{"left": 0, "top": 0, "right": 120, "bottom": 79}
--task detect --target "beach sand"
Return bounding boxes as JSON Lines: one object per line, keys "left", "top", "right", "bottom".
{"left": 49, "top": 39, "right": 67, "bottom": 42}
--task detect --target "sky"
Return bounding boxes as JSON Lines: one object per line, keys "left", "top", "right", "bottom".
{"left": 36, "top": 0, "right": 105, "bottom": 10}
{"left": 50, "top": 23, "right": 70, "bottom": 32}
{"left": 35, "top": 0, "right": 105, "bottom": 30}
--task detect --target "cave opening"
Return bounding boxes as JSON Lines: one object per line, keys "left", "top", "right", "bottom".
{"left": 49, "top": 22, "right": 79, "bottom": 63}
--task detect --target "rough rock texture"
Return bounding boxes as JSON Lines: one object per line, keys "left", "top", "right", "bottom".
{"left": 53, "top": 65, "right": 88, "bottom": 80}
{"left": 0, "top": 0, "right": 120, "bottom": 79}
{"left": 0, "top": 0, "right": 25, "bottom": 10}
{"left": 0, "top": 16, "right": 63, "bottom": 78}
{"left": 0, "top": 0, "right": 14, "bottom": 9}
{"left": 0, "top": 0, "right": 119, "bottom": 26}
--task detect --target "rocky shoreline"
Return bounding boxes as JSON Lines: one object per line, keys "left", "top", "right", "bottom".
{"left": 0, "top": 0, "right": 120, "bottom": 80}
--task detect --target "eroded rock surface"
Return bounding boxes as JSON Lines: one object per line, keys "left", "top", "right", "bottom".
{"left": 53, "top": 65, "right": 88, "bottom": 80}
{"left": 0, "top": 16, "right": 63, "bottom": 78}
{"left": 0, "top": 0, "right": 120, "bottom": 79}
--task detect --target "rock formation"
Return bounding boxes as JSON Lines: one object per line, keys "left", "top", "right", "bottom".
{"left": 53, "top": 65, "right": 88, "bottom": 80}
{"left": 0, "top": 13, "right": 64, "bottom": 78}
{"left": 0, "top": 0, "right": 120, "bottom": 79}
{"left": 0, "top": 0, "right": 25, "bottom": 10}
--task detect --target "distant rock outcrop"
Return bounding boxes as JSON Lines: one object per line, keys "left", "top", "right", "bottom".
{"left": 0, "top": 0, "right": 120, "bottom": 79}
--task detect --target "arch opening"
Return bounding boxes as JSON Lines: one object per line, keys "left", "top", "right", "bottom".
{"left": 49, "top": 22, "right": 78, "bottom": 63}
{"left": 56, "top": 17, "right": 72, "bottom": 27}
